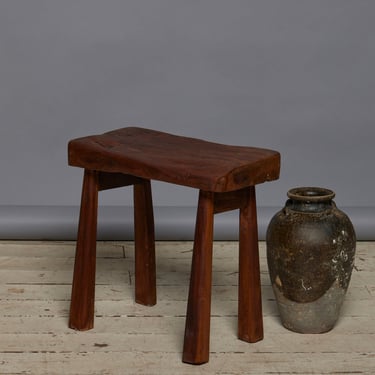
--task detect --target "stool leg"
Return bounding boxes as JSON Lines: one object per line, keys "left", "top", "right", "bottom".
{"left": 134, "top": 179, "right": 156, "bottom": 306}
{"left": 238, "top": 186, "right": 264, "bottom": 342}
{"left": 183, "top": 190, "right": 214, "bottom": 365}
{"left": 69, "top": 169, "right": 99, "bottom": 331}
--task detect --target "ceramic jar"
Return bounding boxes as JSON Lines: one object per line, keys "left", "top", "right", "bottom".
{"left": 266, "top": 187, "right": 356, "bottom": 333}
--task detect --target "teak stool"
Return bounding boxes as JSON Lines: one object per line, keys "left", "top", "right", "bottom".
{"left": 68, "top": 127, "right": 280, "bottom": 364}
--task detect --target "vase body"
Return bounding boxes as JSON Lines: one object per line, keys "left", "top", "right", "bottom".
{"left": 266, "top": 187, "right": 356, "bottom": 333}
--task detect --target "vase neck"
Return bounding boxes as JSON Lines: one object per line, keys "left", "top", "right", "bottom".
{"left": 286, "top": 187, "right": 335, "bottom": 213}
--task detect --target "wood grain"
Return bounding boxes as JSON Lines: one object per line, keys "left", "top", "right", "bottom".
{"left": 67, "top": 127, "right": 281, "bottom": 364}
{"left": 133, "top": 179, "right": 156, "bottom": 306}
{"left": 0, "top": 241, "right": 374, "bottom": 374}
{"left": 183, "top": 191, "right": 215, "bottom": 364}
{"left": 69, "top": 170, "right": 99, "bottom": 331}
{"left": 68, "top": 127, "right": 280, "bottom": 192}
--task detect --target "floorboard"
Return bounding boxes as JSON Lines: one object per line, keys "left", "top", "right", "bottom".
{"left": 0, "top": 241, "right": 374, "bottom": 375}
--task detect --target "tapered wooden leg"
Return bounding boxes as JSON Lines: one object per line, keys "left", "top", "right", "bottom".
{"left": 134, "top": 179, "right": 156, "bottom": 306}
{"left": 238, "top": 186, "right": 263, "bottom": 342}
{"left": 183, "top": 190, "right": 214, "bottom": 365}
{"left": 69, "top": 169, "right": 99, "bottom": 331}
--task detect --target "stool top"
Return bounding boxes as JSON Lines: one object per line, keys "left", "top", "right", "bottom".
{"left": 68, "top": 127, "right": 280, "bottom": 192}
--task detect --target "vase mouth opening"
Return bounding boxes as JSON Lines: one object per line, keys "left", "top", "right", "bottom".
{"left": 287, "top": 187, "right": 335, "bottom": 202}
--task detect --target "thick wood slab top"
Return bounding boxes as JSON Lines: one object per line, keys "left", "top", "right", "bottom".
{"left": 68, "top": 127, "right": 280, "bottom": 192}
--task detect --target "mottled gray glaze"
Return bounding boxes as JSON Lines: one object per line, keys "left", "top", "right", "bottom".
{"left": 266, "top": 187, "right": 356, "bottom": 333}
{"left": 273, "top": 279, "right": 346, "bottom": 333}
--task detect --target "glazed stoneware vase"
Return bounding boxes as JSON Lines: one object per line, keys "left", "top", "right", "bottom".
{"left": 266, "top": 187, "right": 356, "bottom": 333}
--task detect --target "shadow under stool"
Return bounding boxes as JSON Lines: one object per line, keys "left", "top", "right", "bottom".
{"left": 67, "top": 127, "right": 280, "bottom": 364}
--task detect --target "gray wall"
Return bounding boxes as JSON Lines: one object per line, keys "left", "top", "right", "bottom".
{"left": 0, "top": 1, "right": 374, "bottom": 239}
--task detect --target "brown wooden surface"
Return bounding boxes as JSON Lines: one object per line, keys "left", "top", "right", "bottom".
{"left": 98, "top": 172, "right": 142, "bottom": 191}
{"left": 67, "top": 127, "right": 280, "bottom": 364}
{"left": 68, "top": 127, "right": 280, "bottom": 192}
{"left": 182, "top": 187, "right": 264, "bottom": 364}
{"left": 213, "top": 188, "right": 249, "bottom": 214}
{"left": 134, "top": 179, "right": 157, "bottom": 306}
{"left": 183, "top": 190, "right": 215, "bottom": 364}
{"left": 69, "top": 170, "right": 99, "bottom": 331}
{"left": 238, "top": 186, "right": 263, "bottom": 342}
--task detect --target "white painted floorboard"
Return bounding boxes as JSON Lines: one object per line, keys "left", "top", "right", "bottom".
{"left": 0, "top": 241, "right": 374, "bottom": 375}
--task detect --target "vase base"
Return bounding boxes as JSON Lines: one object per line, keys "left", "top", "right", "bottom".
{"left": 273, "top": 279, "right": 346, "bottom": 334}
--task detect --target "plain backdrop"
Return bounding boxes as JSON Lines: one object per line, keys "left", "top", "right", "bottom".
{"left": 0, "top": 1, "right": 374, "bottom": 239}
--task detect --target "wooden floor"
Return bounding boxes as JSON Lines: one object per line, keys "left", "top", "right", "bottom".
{"left": 0, "top": 241, "right": 374, "bottom": 375}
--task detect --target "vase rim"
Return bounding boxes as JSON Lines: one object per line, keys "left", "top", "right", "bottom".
{"left": 287, "top": 187, "right": 335, "bottom": 202}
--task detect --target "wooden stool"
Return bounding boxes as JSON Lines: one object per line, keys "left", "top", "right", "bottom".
{"left": 68, "top": 127, "right": 280, "bottom": 364}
